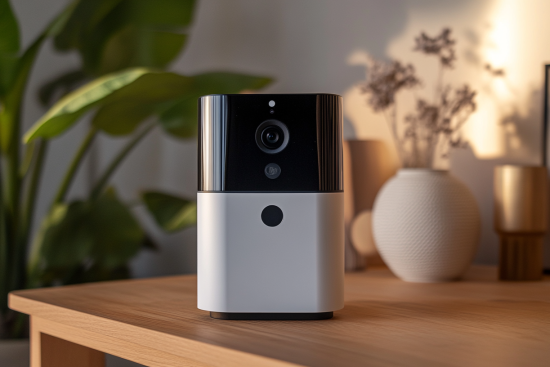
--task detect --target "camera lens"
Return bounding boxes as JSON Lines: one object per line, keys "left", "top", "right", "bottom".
{"left": 261, "top": 126, "right": 284, "bottom": 149}
{"left": 255, "top": 120, "right": 289, "bottom": 154}
{"left": 266, "top": 131, "right": 278, "bottom": 143}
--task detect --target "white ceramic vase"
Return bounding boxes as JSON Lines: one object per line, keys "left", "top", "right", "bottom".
{"left": 372, "top": 169, "right": 480, "bottom": 282}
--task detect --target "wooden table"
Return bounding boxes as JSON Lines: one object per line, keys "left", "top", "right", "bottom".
{"left": 9, "top": 266, "right": 550, "bottom": 367}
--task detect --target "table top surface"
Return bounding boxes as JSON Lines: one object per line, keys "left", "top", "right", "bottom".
{"left": 9, "top": 266, "right": 550, "bottom": 367}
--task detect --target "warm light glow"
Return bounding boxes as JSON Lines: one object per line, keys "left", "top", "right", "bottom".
{"left": 465, "top": 94, "right": 504, "bottom": 158}
{"left": 484, "top": 0, "right": 517, "bottom": 101}
{"left": 460, "top": 0, "right": 527, "bottom": 159}
{"left": 346, "top": 0, "right": 542, "bottom": 163}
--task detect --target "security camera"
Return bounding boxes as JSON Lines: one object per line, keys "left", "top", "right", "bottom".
{"left": 197, "top": 94, "right": 344, "bottom": 320}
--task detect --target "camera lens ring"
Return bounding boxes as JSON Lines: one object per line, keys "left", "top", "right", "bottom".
{"left": 261, "top": 126, "right": 283, "bottom": 149}
{"left": 255, "top": 120, "right": 289, "bottom": 154}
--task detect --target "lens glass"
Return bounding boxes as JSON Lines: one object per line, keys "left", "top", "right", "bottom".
{"left": 266, "top": 131, "right": 278, "bottom": 143}
{"left": 261, "top": 126, "right": 284, "bottom": 149}
{"left": 255, "top": 120, "right": 289, "bottom": 154}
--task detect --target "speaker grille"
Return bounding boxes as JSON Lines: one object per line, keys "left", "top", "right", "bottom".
{"left": 316, "top": 95, "right": 343, "bottom": 191}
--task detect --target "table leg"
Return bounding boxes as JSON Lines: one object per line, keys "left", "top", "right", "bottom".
{"left": 31, "top": 316, "right": 105, "bottom": 367}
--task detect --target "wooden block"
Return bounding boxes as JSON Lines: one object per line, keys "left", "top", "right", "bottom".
{"left": 39, "top": 334, "right": 105, "bottom": 367}
{"left": 499, "top": 234, "right": 543, "bottom": 281}
{"left": 31, "top": 317, "right": 104, "bottom": 367}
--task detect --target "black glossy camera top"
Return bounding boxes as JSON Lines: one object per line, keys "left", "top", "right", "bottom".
{"left": 198, "top": 94, "right": 343, "bottom": 192}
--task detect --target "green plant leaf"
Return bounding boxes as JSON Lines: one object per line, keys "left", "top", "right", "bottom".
{"left": 38, "top": 69, "right": 88, "bottom": 106}
{"left": 39, "top": 201, "right": 94, "bottom": 268}
{"left": 97, "top": 26, "right": 141, "bottom": 74}
{"left": 123, "top": 0, "right": 195, "bottom": 27}
{"left": 92, "top": 72, "right": 192, "bottom": 135}
{"left": 158, "top": 96, "right": 198, "bottom": 138}
{"left": 24, "top": 68, "right": 150, "bottom": 143}
{"left": 0, "top": 35, "right": 46, "bottom": 153}
{"left": 54, "top": 0, "right": 124, "bottom": 51}
{"left": 44, "top": 0, "right": 80, "bottom": 38}
{"left": 0, "top": 0, "right": 20, "bottom": 53}
{"left": 92, "top": 102, "right": 154, "bottom": 135}
{"left": 54, "top": 0, "right": 128, "bottom": 74}
{"left": 54, "top": 0, "right": 195, "bottom": 75}
{"left": 19, "top": 139, "right": 35, "bottom": 176}
{"left": 96, "top": 0, "right": 195, "bottom": 73}
{"left": 0, "top": 52, "right": 18, "bottom": 97}
{"left": 92, "top": 72, "right": 272, "bottom": 137}
{"left": 99, "top": 26, "right": 187, "bottom": 75}
{"left": 33, "top": 189, "right": 143, "bottom": 285}
{"left": 88, "top": 189, "right": 144, "bottom": 269}
{"left": 142, "top": 191, "right": 196, "bottom": 233}
{"left": 0, "top": 0, "right": 83, "bottom": 151}
{"left": 149, "top": 31, "right": 187, "bottom": 67}
{"left": 0, "top": 0, "right": 79, "bottom": 152}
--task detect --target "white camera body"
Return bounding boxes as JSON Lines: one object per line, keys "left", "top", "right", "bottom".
{"left": 197, "top": 94, "right": 344, "bottom": 320}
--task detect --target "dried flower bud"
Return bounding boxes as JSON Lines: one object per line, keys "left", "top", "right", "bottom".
{"left": 356, "top": 27, "right": 484, "bottom": 168}
{"left": 484, "top": 63, "right": 506, "bottom": 77}
{"left": 359, "top": 60, "right": 420, "bottom": 111}
{"left": 414, "top": 28, "right": 456, "bottom": 68}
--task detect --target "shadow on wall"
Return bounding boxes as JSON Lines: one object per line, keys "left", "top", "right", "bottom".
{"left": 498, "top": 88, "right": 543, "bottom": 163}
{"left": 460, "top": 24, "right": 548, "bottom": 264}
{"left": 435, "top": 82, "right": 545, "bottom": 264}
{"left": 456, "top": 24, "right": 542, "bottom": 163}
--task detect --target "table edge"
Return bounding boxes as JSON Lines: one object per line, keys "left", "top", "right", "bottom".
{"left": 9, "top": 293, "right": 301, "bottom": 367}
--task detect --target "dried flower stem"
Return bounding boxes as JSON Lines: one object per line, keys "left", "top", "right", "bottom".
{"left": 359, "top": 28, "right": 477, "bottom": 168}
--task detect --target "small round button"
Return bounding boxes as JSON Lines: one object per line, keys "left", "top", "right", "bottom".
{"left": 264, "top": 163, "right": 281, "bottom": 179}
{"left": 261, "top": 205, "right": 283, "bottom": 227}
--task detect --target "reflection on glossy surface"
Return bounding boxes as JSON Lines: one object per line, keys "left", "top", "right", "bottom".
{"left": 199, "top": 95, "right": 228, "bottom": 192}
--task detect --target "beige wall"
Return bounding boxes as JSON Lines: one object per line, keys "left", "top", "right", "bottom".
{"left": 341, "top": 0, "right": 550, "bottom": 266}
{"left": 14, "top": 0, "right": 550, "bottom": 276}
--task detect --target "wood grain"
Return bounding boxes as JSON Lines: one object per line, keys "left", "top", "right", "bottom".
{"left": 499, "top": 235, "right": 543, "bottom": 280}
{"left": 31, "top": 315, "right": 105, "bottom": 367}
{"left": 10, "top": 266, "right": 550, "bottom": 367}
{"left": 37, "top": 329, "right": 105, "bottom": 367}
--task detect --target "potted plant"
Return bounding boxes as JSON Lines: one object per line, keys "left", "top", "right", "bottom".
{"left": 0, "top": 0, "right": 272, "bottom": 343}
{"left": 359, "top": 29, "right": 480, "bottom": 282}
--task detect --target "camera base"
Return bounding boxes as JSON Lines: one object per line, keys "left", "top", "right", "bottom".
{"left": 210, "top": 312, "right": 333, "bottom": 320}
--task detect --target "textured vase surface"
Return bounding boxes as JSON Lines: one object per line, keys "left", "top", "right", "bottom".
{"left": 372, "top": 169, "right": 480, "bottom": 282}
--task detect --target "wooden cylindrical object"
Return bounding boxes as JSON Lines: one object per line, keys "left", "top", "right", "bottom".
{"left": 344, "top": 140, "right": 398, "bottom": 269}
{"left": 494, "top": 165, "right": 548, "bottom": 281}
